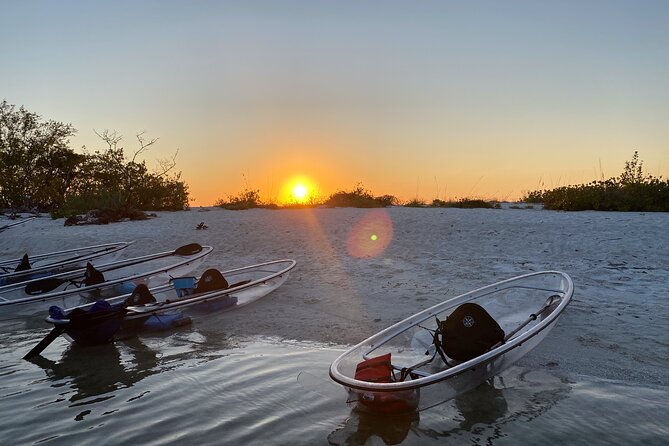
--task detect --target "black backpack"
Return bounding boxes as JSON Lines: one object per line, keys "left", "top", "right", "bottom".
{"left": 437, "top": 303, "right": 505, "bottom": 362}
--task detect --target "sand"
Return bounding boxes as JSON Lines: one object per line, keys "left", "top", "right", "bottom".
{"left": 2, "top": 206, "right": 668, "bottom": 388}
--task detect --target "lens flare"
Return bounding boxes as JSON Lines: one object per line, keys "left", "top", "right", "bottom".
{"left": 347, "top": 210, "right": 393, "bottom": 258}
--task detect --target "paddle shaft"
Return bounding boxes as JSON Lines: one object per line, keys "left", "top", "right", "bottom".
{"left": 23, "top": 326, "right": 65, "bottom": 360}
{"left": 502, "top": 295, "right": 561, "bottom": 343}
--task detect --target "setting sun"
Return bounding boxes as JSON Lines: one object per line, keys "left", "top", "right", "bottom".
{"left": 292, "top": 183, "right": 308, "bottom": 201}
{"left": 280, "top": 176, "right": 318, "bottom": 204}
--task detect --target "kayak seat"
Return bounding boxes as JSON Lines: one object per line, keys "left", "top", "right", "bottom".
{"left": 126, "top": 284, "right": 157, "bottom": 306}
{"left": 194, "top": 269, "right": 229, "bottom": 294}
{"left": 437, "top": 303, "right": 505, "bottom": 362}
{"left": 15, "top": 254, "right": 31, "bottom": 272}
{"left": 84, "top": 262, "right": 105, "bottom": 286}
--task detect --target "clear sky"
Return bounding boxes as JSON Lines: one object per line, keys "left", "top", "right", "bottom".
{"left": 2, "top": 1, "right": 668, "bottom": 205}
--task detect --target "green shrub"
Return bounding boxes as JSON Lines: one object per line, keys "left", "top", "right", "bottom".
{"left": 215, "top": 188, "right": 262, "bottom": 210}
{"left": 324, "top": 184, "right": 395, "bottom": 208}
{"left": 522, "top": 152, "right": 669, "bottom": 211}
{"left": 405, "top": 198, "right": 427, "bottom": 207}
{"left": 430, "top": 198, "right": 499, "bottom": 209}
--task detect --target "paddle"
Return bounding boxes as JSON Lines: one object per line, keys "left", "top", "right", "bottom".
{"left": 502, "top": 294, "right": 561, "bottom": 343}
{"left": 174, "top": 243, "right": 203, "bottom": 256}
{"left": 23, "top": 326, "right": 66, "bottom": 359}
{"left": 24, "top": 278, "right": 66, "bottom": 295}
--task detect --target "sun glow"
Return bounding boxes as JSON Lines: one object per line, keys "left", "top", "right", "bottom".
{"left": 281, "top": 176, "right": 318, "bottom": 204}
{"left": 293, "top": 184, "right": 308, "bottom": 201}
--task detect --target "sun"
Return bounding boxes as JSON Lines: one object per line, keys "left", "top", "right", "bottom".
{"left": 292, "top": 183, "right": 308, "bottom": 201}
{"left": 281, "top": 176, "right": 317, "bottom": 204}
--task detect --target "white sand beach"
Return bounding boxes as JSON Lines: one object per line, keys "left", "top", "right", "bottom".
{"left": 1, "top": 207, "right": 667, "bottom": 444}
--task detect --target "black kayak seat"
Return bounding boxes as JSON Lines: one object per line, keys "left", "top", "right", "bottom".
{"left": 438, "top": 303, "right": 505, "bottom": 362}
{"left": 126, "top": 284, "right": 157, "bottom": 306}
{"left": 25, "top": 277, "right": 65, "bottom": 295}
{"left": 194, "top": 269, "right": 228, "bottom": 294}
{"left": 84, "top": 262, "right": 105, "bottom": 286}
{"left": 15, "top": 254, "right": 31, "bottom": 272}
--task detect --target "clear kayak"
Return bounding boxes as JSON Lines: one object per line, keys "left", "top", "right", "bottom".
{"left": 0, "top": 243, "right": 213, "bottom": 320}
{"left": 0, "top": 241, "right": 132, "bottom": 286}
{"left": 329, "top": 271, "right": 573, "bottom": 413}
{"left": 24, "top": 259, "right": 296, "bottom": 357}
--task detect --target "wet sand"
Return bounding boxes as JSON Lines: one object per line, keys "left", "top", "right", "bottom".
{"left": 1, "top": 207, "right": 667, "bottom": 444}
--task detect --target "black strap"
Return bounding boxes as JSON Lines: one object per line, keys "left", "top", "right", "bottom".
{"left": 433, "top": 316, "right": 455, "bottom": 367}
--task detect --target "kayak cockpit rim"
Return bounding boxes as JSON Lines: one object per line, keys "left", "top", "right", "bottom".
{"left": 125, "top": 258, "right": 296, "bottom": 315}
{"left": 45, "top": 258, "right": 297, "bottom": 322}
{"left": 329, "top": 270, "right": 573, "bottom": 392}
{"left": 0, "top": 245, "right": 214, "bottom": 307}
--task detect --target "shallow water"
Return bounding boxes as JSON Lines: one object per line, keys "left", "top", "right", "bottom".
{"left": 1, "top": 321, "right": 667, "bottom": 445}
{"left": 1, "top": 208, "right": 668, "bottom": 445}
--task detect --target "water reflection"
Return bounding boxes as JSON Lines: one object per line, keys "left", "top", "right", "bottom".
{"left": 327, "top": 409, "right": 419, "bottom": 445}
{"left": 454, "top": 379, "right": 508, "bottom": 430}
{"left": 26, "top": 338, "right": 159, "bottom": 405}
{"left": 25, "top": 327, "right": 239, "bottom": 406}
{"left": 328, "top": 369, "right": 571, "bottom": 445}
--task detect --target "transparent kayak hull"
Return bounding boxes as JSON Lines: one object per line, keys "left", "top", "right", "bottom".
{"left": 45, "top": 259, "right": 297, "bottom": 343}
{"left": 101, "top": 258, "right": 296, "bottom": 319}
{"left": 0, "top": 241, "right": 132, "bottom": 285}
{"left": 329, "top": 271, "right": 573, "bottom": 413}
{"left": 0, "top": 245, "right": 213, "bottom": 321}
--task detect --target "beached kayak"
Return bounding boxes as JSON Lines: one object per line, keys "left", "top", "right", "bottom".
{"left": 0, "top": 241, "right": 132, "bottom": 286}
{"left": 329, "top": 271, "right": 573, "bottom": 413}
{"left": 24, "top": 259, "right": 296, "bottom": 357}
{"left": 0, "top": 243, "right": 213, "bottom": 320}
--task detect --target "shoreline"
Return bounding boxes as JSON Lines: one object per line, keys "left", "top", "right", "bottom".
{"left": 2, "top": 207, "right": 668, "bottom": 390}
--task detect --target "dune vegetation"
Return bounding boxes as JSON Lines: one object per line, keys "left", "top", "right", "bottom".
{"left": 6, "top": 102, "right": 666, "bottom": 217}
{"left": 523, "top": 152, "right": 669, "bottom": 212}
{"left": 215, "top": 183, "right": 502, "bottom": 210}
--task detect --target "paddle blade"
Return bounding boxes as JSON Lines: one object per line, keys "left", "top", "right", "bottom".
{"left": 174, "top": 243, "right": 203, "bottom": 256}
{"left": 25, "top": 278, "right": 65, "bottom": 295}
{"left": 23, "top": 326, "right": 65, "bottom": 360}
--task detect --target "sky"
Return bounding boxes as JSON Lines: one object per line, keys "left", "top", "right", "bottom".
{"left": 2, "top": 1, "right": 668, "bottom": 205}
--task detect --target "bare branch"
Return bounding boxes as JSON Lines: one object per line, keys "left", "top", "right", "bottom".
{"left": 93, "top": 129, "right": 122, "bottom": 151}
{"left": 155, "top": 148, "right": 180, "bottom": 178}
{"left": 132, "top": 131, "right": 159, "bottom": 163}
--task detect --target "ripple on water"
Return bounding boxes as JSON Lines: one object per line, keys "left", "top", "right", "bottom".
{"left": 0, "top": 328, "right": 668, "bottom": 445}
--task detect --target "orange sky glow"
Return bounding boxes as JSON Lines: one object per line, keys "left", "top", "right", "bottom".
{"left": 2, "top": 2, "right": 668, "bottom": 207}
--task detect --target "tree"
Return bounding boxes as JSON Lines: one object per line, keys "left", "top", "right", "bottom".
{"left": 67, "top": 129, "right": 189, "bottom": 212}
{"left": 1, "top": 100, "right": 190, "bottom": 215}
{"left": 0, "top": 100, "right": 79, "bottom": 210}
